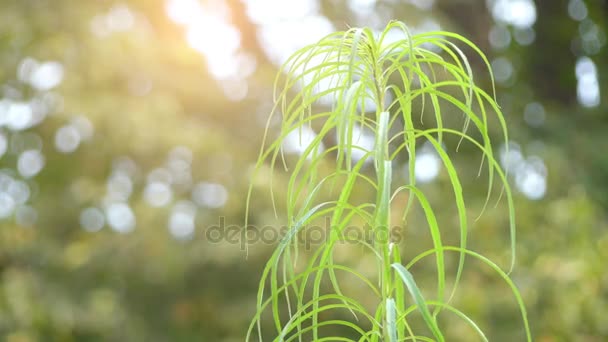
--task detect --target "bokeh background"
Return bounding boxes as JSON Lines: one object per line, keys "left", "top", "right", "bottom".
{"left": 0, "top": 0, "right": 606, "bottom": 341}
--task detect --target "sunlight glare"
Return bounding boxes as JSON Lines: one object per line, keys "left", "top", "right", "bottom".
{"left": 186, "top": 20, "right": 240, "bottom": 57}
{"left": 166, "top": 0, "right": 243, "bottom": 81}
{"left": 7, "top": 180, "right": 30, "bottom": 205}
{"left": 17, "top": 150, "right": 45, "bottom": 178}
{"left": 575, "top": 57, "right": 600, "bottom": 108}
{"left": 144, "top": 181, "right": 173, "bottom": 207}
{"left": 413, "top": 142, "right": 443, "bottom": 184}
{"left": 106, "top": 202, "right": 136, "bottom": 233}
{"left": 245, "top": 0, "right": 318, "bottom": 23}
{"left": 414, "top": 153, "right": 441, "bottom": 183}
{"left": 192, "top": 182, "right": 228, "bottom": 209}
{"left": 169, "top": 200, "right": 197, "bottom": 240}
{"left": 515, "top": 156, "right": 547, "bottom": 200}
{"left": 258, "top": 16, "right": 334, "bottom": 65}
{"left": 55, "top": 125, "right": 81, "bottom": 153}
{"left": 282, "top": 126, "right": 325, "bottom": 159}
{"left": 339, "top": 125, "right": 376, "bottom": 164}
{"left": 491, "top": 0, "right": 537, "bottom": 29}
{"left": 348, "top": 0, "right": 377, "bottom": 15}
{"left": 0, "top": 193, "right": 15, "bottom": 218}
{"left": 166, "top": 0, "right": 205, "bottom": 25}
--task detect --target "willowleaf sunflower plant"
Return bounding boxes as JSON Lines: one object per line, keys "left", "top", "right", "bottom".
{"left": 246, "top": 21, "right": 531, "bottom": 341}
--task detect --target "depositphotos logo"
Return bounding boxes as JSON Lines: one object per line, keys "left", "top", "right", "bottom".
{"left": 205, "top": 217, "right": 405, "bottom": 251}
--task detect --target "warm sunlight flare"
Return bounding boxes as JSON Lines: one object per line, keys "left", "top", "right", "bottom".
{"left": 166, "top": 0, "right": 241, "bottom": 80}
{"left": 4, "top": 1, "right": 607, "bottom": 340}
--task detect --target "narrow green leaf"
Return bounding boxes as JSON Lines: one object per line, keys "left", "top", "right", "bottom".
{"left": 392, "top": 263, "right": 445, "bottom": 342}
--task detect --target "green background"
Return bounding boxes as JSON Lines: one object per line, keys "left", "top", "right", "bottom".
{"left": 0, "top": 0, "right": 606, "bottom": 340}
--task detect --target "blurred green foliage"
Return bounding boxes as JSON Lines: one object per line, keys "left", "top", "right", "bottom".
{"left": 0, "top": 0, "right": 606, "bottom": 341}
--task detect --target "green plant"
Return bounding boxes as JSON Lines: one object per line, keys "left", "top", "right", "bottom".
{"left": 246, "top": 21, "right": 531, "bottom": 341}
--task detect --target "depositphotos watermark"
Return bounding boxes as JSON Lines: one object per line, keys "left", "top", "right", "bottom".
{"left": 205, "top": 217, "right": 405, "bottom": 251}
